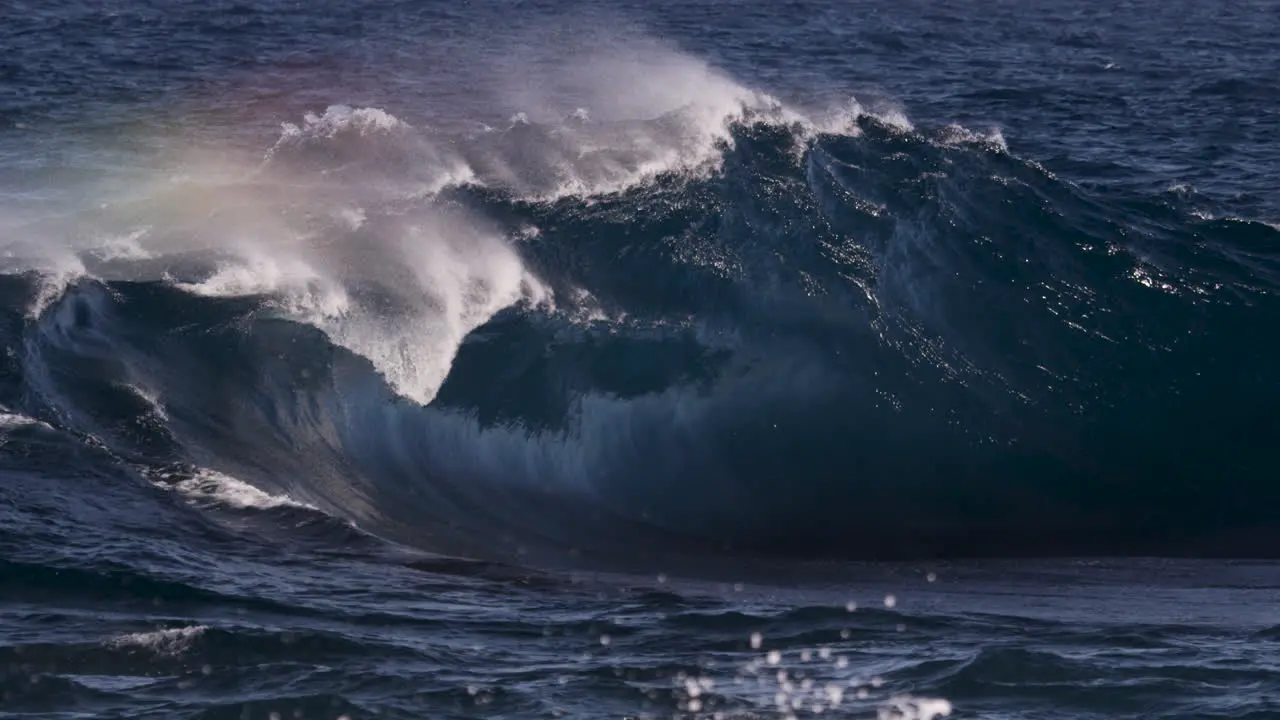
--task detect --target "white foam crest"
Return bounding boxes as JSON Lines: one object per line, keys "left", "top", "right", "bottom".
{"left": 507, "top": 91, "right": 797, "bottom": 202}
{"left": 264, "top": 104, "right": 476, "bottom": 200}
{"left": 878, "top": 695, "right": 953, "bottom": 720}
{"left": 475, "top": 112, "right": 739, "bottom": 202}
{"left": 321, "top": 219, "right": 550, "bottom": 404}
{"left": 814, "top": 96, "right": 916, "bottom": 137}
{"left": 168, "top": 468, "right": 313, "bottom": 510}
{"left": 0, "top": 411, "right": 52, "bottom": 432}
{"left": 0, "top": 238, "right": 90, "bottom": 319}
{"left": 274, "top": 104, "right": 409, "bottom": 146}
{"left": 106, "top": 626, "right": 207, "bottom": 655}
{"left": 174, "top": 252, "right": 351, "bottom": 322}
{"left": 147, "top": 138, "right": 544, "bottom": 407}
{"left": 468, "top": 38, "right": 790, "bottom": 201}
{"left": 30, "top": 264, "right": 88, "bottom": 320}
{"left": 934, "top": 123, "right": 1008, "bottom": 152}
{"left": 40, "top": 275, "right": 99, "bottom": 330}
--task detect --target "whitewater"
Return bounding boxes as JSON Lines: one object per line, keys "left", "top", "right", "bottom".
{"left": 2, "top": 0, "right": 1279, "bottom": 718}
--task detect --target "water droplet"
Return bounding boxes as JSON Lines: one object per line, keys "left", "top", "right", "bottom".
{"left": 750, "top": 632, "right": 763, "bottom": 649}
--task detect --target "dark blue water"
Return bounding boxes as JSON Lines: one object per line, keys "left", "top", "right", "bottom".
{"left": 3, "top": 1, "right": 1279, "bottom": 718}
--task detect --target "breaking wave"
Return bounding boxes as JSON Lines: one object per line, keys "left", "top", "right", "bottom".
{"left": 2, "top": 57, "right": 1278, "bottom": 569}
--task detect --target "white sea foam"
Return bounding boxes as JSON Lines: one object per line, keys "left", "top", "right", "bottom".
{"left": 0, "top": 411, "right": 52, "bottom": 432}
{"left": 168, "top": 468, "right": 312, "bottom": 511}
{"left": 278, "top": 104, "right": 409, "bottom": 140}
{"left": 813, "top": 96, "right": 915, "bottom": 137}
{"left": 175, "top": 252, "right": 352, "bottom": 323}
{"left": 323, "top": 220, "right": 550, "bottom": 403}
{"left": 934, "top": 123, "right": 1008, "bottom": 152}
{"left": 0, "top": 241, "right": 90, "bottom": 319}
{"left": 107, "top": 626, "right": 207, "bottom": 655}
{"left": 878, "top": 695, "right": 953, "bottom": 720}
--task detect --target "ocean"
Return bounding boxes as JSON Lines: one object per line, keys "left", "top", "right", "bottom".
{"left": 2, "top": 0, "right": 1279, "bottom": 718}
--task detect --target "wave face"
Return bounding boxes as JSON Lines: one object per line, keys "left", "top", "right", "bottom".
{"left": 2, "top": 69, "right": 1279, "bottom": 566}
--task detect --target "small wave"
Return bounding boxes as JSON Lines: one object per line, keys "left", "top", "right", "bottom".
{"left": 934, "top": 123, "right": 1008, "bottom": 152}
{"left": 105, "top": 626, "right": 207, "bottom": 656}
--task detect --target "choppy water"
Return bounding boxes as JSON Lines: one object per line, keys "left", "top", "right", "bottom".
{"left": 2, "top": 0, "right": 1279, "bottom": 718}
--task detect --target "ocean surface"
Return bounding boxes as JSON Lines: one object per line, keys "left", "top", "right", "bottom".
{"left": 3, "top": 0, "right": 1279, "bottom": 718}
